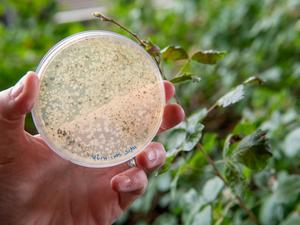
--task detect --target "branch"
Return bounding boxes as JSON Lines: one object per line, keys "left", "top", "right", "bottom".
{"left": 93, "top": 12, "right": 146, "bottom": 47}
{"left": 198, "top": 144, "right": 262, "bottom": 225}
{"left": 93, "top": 12, "right": 164, "bottom": 79}
{"left": 206, "top": 102, "right": 219, "bottom": 115}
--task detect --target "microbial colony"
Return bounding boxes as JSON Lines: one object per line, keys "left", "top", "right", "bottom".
{"left": 32, "top": 31, "right": 165, "bottom": 167}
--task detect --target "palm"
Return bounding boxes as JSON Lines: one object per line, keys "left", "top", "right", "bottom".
{"left": 0, "top": 132, "right": 128, "bottom": 225}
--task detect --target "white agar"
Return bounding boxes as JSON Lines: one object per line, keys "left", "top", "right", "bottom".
{"left": 32, "top": 31, "right": 165, "bottom": 167}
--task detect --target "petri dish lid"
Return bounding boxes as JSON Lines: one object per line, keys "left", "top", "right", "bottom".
{"left": 32, "top": 30, "right": 165, "bottom": 168}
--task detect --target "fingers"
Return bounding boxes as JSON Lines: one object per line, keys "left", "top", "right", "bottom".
{"left": 0, "top": 72, "right": 39, "bottom": 129}
{"left": 163, "top": 80, "right": 175, "bottom": 102}
{"left": 111, "top": 142, "right": 165, "bottom": 210}
{"left": 160, "top": 81, "right": 185, "bottom": 134}
{"left": 111, "top": 167, "right": 147, "bottom": 210}
{"left": 158, "top": 103, "right": 185, "bottom": 134}
{"left": 135, "top": 142, "right": 166, "bottom": 172}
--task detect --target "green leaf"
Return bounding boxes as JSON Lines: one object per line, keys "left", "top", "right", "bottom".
{"left": 217, "top": 85, "right": 245, "bottom": 108}
{"left": 283, "top": 128, "right": 300, "bottom": 157}
{"left": 158, "top": 155, "right": 176, "bottom": 175}
{"left": 223, "top": 134, "right": 242, "bottom": 158}
{"left": 182, "top": 109, "right": 206, "bottom": 151}
{"left": 164, "top": 128, "right": 187, "bottom": 151}
{"left": 232, "top": 129, "right": 272, "bottom": 171}
{"left": 182, "top": 189, "right": 200, "bottom": 209}
{"left": 202, "top": 133, "right": 217, "bottom": 152}
{"left": 202, "top": 177, "right": 224, "bottom": 202}
{"left": 191, "top": 50, "right": 226, "bottom": 64}
{"left": 170, "top": 73, "right": 201, "bottom": 84}
{"left": 182, "top": 123, "right": 204, "bottom": 151}
{"left": 184, "top": 193, "right": 207, "bottom": 225}
{"left": 274, "top": 175, "right": 300, "bottom": 204}
{"left": 192, "top": 205, "right": 212, "bottom": 225}
{"left": 259, "top": 195, "right": 284, "bottom": 225}
{"left": 217, "top": 76, "right": 263, "bottom": 108}
{"left": 153, "top": 213, "right": 177, "bottom": 225}
{"left": 161, "top": 46, "right": 189, "bottom": 61}
{"left": 280, "top": 214, "right": 300, "bottom": 225}
{"left": 157, "top": 108, "right": 206, "bottom": 174}
{"left": 186, "top": 108, "right": 208, "bottom": 132}
{"left": 233, "top": 120, "right": 257, "bottom": 136}
{"left": 224, "top": 161, "right": 245, "bottom": 185}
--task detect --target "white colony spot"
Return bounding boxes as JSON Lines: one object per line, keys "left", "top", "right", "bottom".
{"left": 32, "top": 31, "right": 165, "bottom": 167}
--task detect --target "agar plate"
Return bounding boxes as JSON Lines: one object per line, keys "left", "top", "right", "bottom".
{"left": 32, "top": 30, "right": 165, "bottom": 167}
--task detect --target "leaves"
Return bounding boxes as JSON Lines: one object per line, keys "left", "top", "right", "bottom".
{"left": 217, "top": 76, "right": 264, "bottom": 108}
{"left": 170, "top": 73, "right": 201, "bottom": 84}
{"left": 182, "top": 123, "right": 204, "bottom": 151}
{"left": 225, "top": 161, "right": 245, "bottom": 185}
{"left": 186, "top": 108, "right": 208, "bottom": 131}
{"left": 259, "top": 195, "right": 284, "bottom": 225}
{"left": 158, "top": 109, "right": 207, "bottom": 174}
{"left": 223, "top": 134, "right": 242, "bottom": 158}
{"left": 232, "top": 129, "right": 272, "bottom": 171}
{"left": 161, "top": 46, "right": 188, "bottom": 61}
{"left": 273, "top": 175, "right": 300, "bottom": 204}
{"left": 164, "top": 128, "right": 187, "bottom": 150}
{"left": 191, "top": 50, "right": 226, "bottom": 64}
{"left": 192, "top": 206, "right": 212, "bottom": 225}
{"left": 161, "top": 108, "right": 207, "bottom": 154}
{"left": 280, "top": 214, "right": 300, "bottom": 225}
{"left": 283, "top": 128, "right": 300, "bottom": 157}
{"left": 202, "top": 177, "right": 224, "bottom": 202}
{"left": 218, "top": 85, "right": 245, "bottom": 108}
{"left": 153, "top": 213, "right": 178, "bottom": 225}
{"left": 158, "top": 154, "right": 176, "bottom": 175}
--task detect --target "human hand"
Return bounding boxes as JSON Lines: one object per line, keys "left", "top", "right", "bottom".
{"left": 0, "top": 71, "right": 185, "bottom": 225}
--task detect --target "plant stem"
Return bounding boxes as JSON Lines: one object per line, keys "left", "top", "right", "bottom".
{"left": 198, "top": 144, "right": 262, "bottom": 225}
{"left": 154, "top": 57, "right": 165, "bottom": 79}
{"left": 93, "top": 12, "right": 146, "bottom": 48}
{"left": 93, "top": 12, "right": 165, "bottom": 79}
{"left": 206, "top": 102, "right": 219, "bottom": 115}
{"left": 215, "top": 201, "right": 235, "bottom": 225}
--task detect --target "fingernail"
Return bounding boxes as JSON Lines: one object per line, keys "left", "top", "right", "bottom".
{"left": 147, "top": 149, "right": 157, "bottom": 162}
{"left": 11, "top": 80, "right": 24, "bottom": 98}
{"left": 118, "top": 175, "right": 131, "bottom": 191}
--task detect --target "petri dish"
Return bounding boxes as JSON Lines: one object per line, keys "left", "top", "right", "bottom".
{"left": 32, "top": 30, "right": 165, "bottom": 168}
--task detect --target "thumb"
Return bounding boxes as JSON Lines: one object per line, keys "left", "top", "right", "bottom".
{"left": 0, "top": 71, "right": 39, "bottom": 132}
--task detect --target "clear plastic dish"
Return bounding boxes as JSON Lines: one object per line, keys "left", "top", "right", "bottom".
{"left": 32, "top": 30, "right": 165, "bottom": 168}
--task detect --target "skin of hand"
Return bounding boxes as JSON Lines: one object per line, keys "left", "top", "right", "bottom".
{"left": 0, "top": 71, "right": 185, "bottom": 225}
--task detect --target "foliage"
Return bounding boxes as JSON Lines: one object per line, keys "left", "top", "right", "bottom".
{"left": 1, "top": 0, "right": 300, "bottom": 225}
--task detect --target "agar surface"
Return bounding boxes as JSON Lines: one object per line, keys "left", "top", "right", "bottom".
{"left": 33, "top": 33, "right": 164, "bottom": 167}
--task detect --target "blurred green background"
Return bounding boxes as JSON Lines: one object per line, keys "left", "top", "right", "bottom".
{"left": 1, "top": 0, "right": 300, "bottom": 224}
